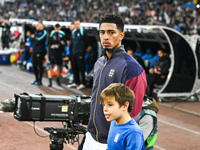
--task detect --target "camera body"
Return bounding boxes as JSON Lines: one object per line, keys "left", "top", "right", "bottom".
{"left": 13, "top": 93, "right": 90, "bottom": 124}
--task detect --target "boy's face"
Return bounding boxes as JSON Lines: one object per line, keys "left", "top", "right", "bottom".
{"left": 103, "top": 97, "right": 125, "bottom": 124}
{"left": 99, "top": 23, "right": 125, "bottom": 52}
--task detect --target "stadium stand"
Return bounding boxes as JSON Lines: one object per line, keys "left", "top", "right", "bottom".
{"left": 0, "top": 0, "right": 199, "bottom": 35}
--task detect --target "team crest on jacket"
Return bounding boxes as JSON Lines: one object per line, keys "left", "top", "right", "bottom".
{"left": 109, "top": 69, "right": 115, "bottom": 77}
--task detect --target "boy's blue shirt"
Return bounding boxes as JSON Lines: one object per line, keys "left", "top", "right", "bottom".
{"left": 107, "top": 118, "right": 145, "bottom": 150}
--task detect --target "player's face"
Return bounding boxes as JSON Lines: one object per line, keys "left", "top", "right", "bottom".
{"left": 36, "top": 22, "right": 44, "bottom": 31}
{"left": 103, "top": 97, "right": 124, "bottom": 123}
{"left": 74, "top": 20, "right": 80, "bottom": 29}
{"left": 54, "top": 27, "right": 61, "bottom": 32}
{"left": 69, "top": 24, "right": 75, "bottom": 31}
{"left": 99, "top": 23, "right": 125, "bottom": 52}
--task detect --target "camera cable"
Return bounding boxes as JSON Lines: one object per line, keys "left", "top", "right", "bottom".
{"left": 33, "top": 121, "right": 49, "bottom": 138}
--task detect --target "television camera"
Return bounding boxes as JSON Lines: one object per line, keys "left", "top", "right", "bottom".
{"left": 13, "top": 92, "right": 91, "bottom": 150}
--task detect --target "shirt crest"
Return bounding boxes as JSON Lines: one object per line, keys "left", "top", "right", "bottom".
{"left": 108, "top": 69, "right": 115, "bottom": 77}
{"left": 114, "top": 133, "right": 120, "bottom": 142}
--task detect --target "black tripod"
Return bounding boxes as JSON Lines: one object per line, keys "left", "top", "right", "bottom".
{"left": 44, "top": 123, "right": 87, "bottom": 150}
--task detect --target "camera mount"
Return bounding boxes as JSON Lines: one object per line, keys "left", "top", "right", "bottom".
{"left": 44, "top": 121, "right": 87, "bottom": 150}
{"left": 13, "top": 93, "right": 91, "bottom": 150}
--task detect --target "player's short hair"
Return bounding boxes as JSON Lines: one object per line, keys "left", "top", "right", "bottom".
{"left": 99, "top": 13, "right": 124, "bottom": 32}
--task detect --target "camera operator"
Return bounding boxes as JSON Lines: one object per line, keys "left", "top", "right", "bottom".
{"left": 47, "top": 23, "right": 66, "bottom": 87}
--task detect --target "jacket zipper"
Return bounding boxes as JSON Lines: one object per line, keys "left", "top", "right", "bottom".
{"left": 93, "top": 60, "right": 107, "bottom": 142}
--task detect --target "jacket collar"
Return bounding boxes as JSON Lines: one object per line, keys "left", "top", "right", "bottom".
{"left": 103, "top": 45, "right": 125, "bottom": 60}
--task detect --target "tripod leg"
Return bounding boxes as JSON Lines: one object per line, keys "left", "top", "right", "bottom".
{"left": 50, "top": 141, "right": 63, "bottom": 150}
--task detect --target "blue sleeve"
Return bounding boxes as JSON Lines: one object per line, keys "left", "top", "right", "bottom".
{"left": 125, "top": 131, "right": 145, "bottom": 150}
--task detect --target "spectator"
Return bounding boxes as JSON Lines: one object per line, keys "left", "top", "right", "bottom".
{"left": 47, "top": 23, "right": 66, "bottom": 87}
{"left": 31, "top": 21, "right": 47, "bottom": 85}
{"left": 147, "top": 49, "right": 171, "bottom": 96}
{"left": 84, "top": 39, "right": 98, "bottom": 88}
{"left": 127, "top": 46, "right": 147, "bottom": 73}
{"left": 62, "top": 22, "right": 75, "bottom": 83}
{"left": 67, "top": 19, "right": 89, "bottom": 90}
{"left": 79, "top": 13, "right": 147, "bottom": 150}
{"left": 62, "top": 40, "right": 72, "bottom": 78}
{"left": 10, "top": 27, "right": 21, "bottom": 49}
{"left": 84, "top": 37, "right": 98, "bottom": 75}
{"left": 141, "top": 48, "right": 153, "bottom": 62}
{"left": 135, "top": 47, "right": 143, "bottom": 57}
{"left": 1, "top": 1, "right": 199, "bottom": 36}
{"left": 148, "top": 52, "right": 159, "bottom": 69}
{"left": 17, "top": 30, "right": 33, "bottom": 70}
{"left": 100, "top": 83, "right": 145, "bottom": 150}
{"left": 0, "top": 19, "right": 11, "bottom": 50}
{"left": 137, "top": 86, "right": 159, "bottom": 150}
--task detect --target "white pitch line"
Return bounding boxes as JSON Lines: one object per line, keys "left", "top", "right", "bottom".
{"left": 161, "top": 103, "right": 200, "bottom": 117}
{"left": 154, "top": 145, "right": 166, "bottom": 150}
{"left": 24, "top": 122, "right": 77, "bottom": 150}
{"left": 158, "top": 119, "right": 200, "bottom": 135}
{"left": 1, "top": 82, "right": 23, "bottom": 93}
{"left": 7, "top": 112, "right": 166, "bottom": 150}
{"left": 7, "top": 113, "right": 77, "bottom": 150}
{"left": 25, "top": 122, "right": 48, "bottom": 134}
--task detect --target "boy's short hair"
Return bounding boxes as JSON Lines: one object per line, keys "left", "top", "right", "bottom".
{"left": 100, "top": 83, "right": 135, "bottom": 113}
{"left": 99, "top": 13, "right": 124, "bottom": 32}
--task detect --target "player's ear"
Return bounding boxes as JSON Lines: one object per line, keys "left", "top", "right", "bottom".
{"left": 119, "top": 32, "right": 125, "bottom": 41}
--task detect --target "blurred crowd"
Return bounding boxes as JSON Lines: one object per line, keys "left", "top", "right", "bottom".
{"left": 0, "top": 0, "right": 200, "bottom": 35}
